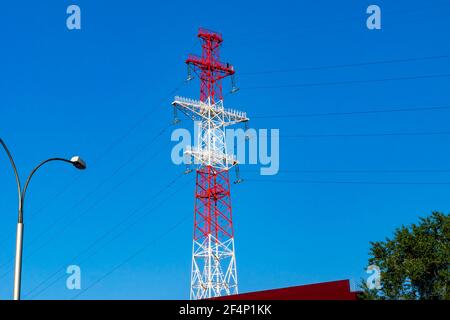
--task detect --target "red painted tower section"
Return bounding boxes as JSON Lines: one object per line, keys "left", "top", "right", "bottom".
{"left": 186, "top": 28, "right": 235, "bottom": 103}
{"left": 193, "top": 167, "right": 233, "bottom": 248}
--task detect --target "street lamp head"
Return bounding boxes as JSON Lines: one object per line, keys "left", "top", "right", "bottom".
{"left": 70, "top": 156, "right": 87, "bottom": 170}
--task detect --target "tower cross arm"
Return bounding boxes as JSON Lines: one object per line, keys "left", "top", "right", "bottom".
{"left": 172, "top": 96, "right": 208, "bottom": 121}
{"left": 185, "top": 147, "right": 238, "bottom": 169}
{"left": 223, "top": 108, "right": 249, "bottom": 126}
{"left": 186, "top": 54, "right": 235, "bottom": 78}
{"left": 172, "top": 96, "right": 249, "bottom": 125}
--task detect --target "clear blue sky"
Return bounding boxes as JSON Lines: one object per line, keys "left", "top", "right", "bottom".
{"left": 0, "top": 0, "right": 449, "bottom": 299}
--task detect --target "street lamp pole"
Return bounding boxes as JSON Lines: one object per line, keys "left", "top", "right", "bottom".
{"left": 0, "top": 138, "right": 86, "bottom": 300}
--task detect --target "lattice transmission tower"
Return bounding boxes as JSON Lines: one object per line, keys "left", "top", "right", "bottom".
{"left": 172, "top": 28, "right": 249, "bottom": 300}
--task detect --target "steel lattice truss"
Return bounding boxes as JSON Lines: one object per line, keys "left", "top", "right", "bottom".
{"left": 171, "top": 28, "right": 248, "bottom": 300}
{"left": 190, "top": 167, "right": 238, "bottom": 299}
{"left": 173, "top": 96, "right": 248, "bottom": 171}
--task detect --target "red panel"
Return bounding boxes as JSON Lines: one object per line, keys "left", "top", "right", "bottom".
{"left": 186, "top": 28, "right": 235, "bottom": 103}
{"left": 194, "top": 166, "right": 234, "bottom": 243}
{"left": 214, "top": 280, "right": 360, "bottom": 300}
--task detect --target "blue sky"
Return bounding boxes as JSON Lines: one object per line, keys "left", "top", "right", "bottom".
{"left": 0, "top": 0, "right": 449, "bottom": 299}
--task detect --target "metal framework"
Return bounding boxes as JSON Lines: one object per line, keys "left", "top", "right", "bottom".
{"left": 172, "top": 28, "right": 248, "bottom": 299}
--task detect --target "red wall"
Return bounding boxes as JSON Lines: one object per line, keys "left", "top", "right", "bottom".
{"left": 215, "top": 280, "right": 360, "bottom": 300}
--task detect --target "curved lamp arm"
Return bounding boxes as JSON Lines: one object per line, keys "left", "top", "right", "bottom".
{"left": 20, "top": 158, "right": 75, "bottom": 223}
{"left": 0, "top": 138, "right": 22, "bottom": 214}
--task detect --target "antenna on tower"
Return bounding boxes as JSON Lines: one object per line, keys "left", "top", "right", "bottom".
{"left": 172, "top": 107, "right": 180, "bottom": 125}
{"left": 184, "top": 163, "right": 193, "bottom": 174}
{"left": 230, "top": 74, "right": 239, "bottom": 94}
{"left": 244, "top": 121, "right": 251, "bottom": 140}
{"left": 234, "top": 164, "right": 243, "bottom": 184}
{"left": 186, "top": 64, "right": 194, "bottom": 82}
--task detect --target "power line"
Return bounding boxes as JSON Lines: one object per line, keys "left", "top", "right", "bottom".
{"left": 247, "top": 178, "right": 450, "bottom": 186}
{"left": 242, "top": 169, "right": 450, "bottom": 174}
{"left": 240, "top": 73, "right": 450, "bottom": 90}
{"left": 0, "top": 79, "right": 188, "bottom": 255}
{"left": 25, "top": 172, "right": 185, "bottom": 297}
{"left": 1, "top": 41, "right": 193, "bottom": 298}
{"left": 0, "top": 134, "right": 170, "bottom": 279}
{"left": 19, "top": 42, "right": 201, "bottom": 294}
{"left": 252, "top": 131, "right": 450, "bottom": 139}
{"left": 252, "top": 104, "right": 450, "bottom": 119}
{"left": 227, "top": 1, "right": 450, "bottom": 44}
{"left": 280, "top": 131, "right": 450, "bottom": 138}
{"left": 26, "top": 173, "right": 189, "bottom": 299}
{"left": 0, "top": 125, "right": 171, "bottom": 255}
{"left": 16, "top": 40, "right": 202, "bottom": 298}
{"left": 0, "top": 125, "right": 168, "bottom": 263}
{"left": 94, "top": 81, "right": 186, "bottom": 162}
{"left": 2, "top": 80, "right": 189, "bottom": 247}
{"left": 240, "top": 54, "right": 450, "bottom": 76}
{"left": 29, "top": 178, "right": 191, "bottom": 300}
{"left": 71, "top": 214, "right": 190, "bottom": 300}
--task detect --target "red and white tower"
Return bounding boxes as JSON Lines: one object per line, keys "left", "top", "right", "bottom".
{"left": 172, "top": 28, "right": 248, "bottom": 299}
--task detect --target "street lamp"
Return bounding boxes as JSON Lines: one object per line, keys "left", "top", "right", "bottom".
{"left": 0, "top": 138, "right": 86, "bottom": 300}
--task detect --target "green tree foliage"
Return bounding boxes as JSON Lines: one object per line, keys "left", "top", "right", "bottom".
{"left": 361, "top": 212, "right": 449, "bottom": 300}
